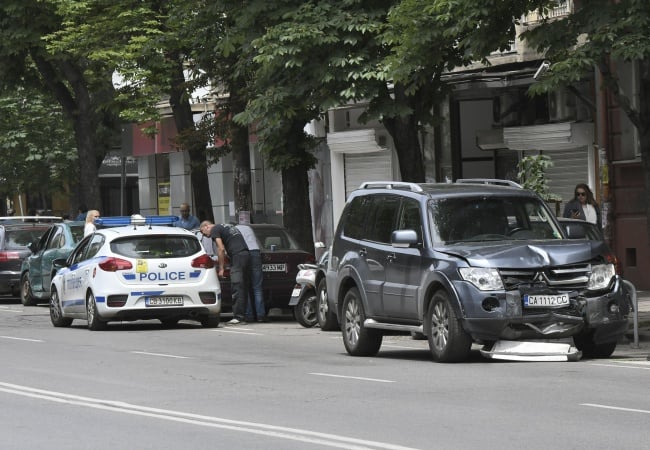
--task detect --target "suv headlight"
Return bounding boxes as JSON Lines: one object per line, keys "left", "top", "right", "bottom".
{"left": 587, "top": 263, "right": 615, "bottom": 290}
{"left": 459, "top": 268, "right": 504, "bottom": 291}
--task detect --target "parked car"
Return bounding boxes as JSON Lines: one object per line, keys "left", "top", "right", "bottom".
{"left": 217, "top": 224, "right": 315, "bottom": 313}
{"left": 0, "top": 220, "right": 56, "bottom": 297}
{"left": 49, "top": 216, "right": 221, "bottom": 330}
{"left": 326, "top": 180, "right": 632, "bottom": 362}
{"left": 20, "top": 221, "right": 85, "bottom": 306}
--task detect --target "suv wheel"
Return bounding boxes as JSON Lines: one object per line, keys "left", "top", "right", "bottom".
{"left": 317, "top": 279, "right": 339, "bottom": 331}
{"left": 573, "top": 330, "right": 616, "bottom": 358}
{"left": 427, "top": 290, "right": 471, "bottom": 362}
{"left": 341, "top": 287, "right": 382, "bottom": 356}
{"left": 20, "top": 273, "right": 35, "bottom": 306}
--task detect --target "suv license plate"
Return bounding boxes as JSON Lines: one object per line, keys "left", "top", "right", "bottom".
{"left": 146, "top": 296, "right": 184, "bottom": 307}
{"left": 524, "top": 294, "right": 570, "bottom": 308}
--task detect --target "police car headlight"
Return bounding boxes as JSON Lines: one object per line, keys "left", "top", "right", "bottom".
{"left": 587, "top": 263, "right": 615, "bottom": 290}
{"left": 459, "top": 268, "right": 504, "bottom": 291}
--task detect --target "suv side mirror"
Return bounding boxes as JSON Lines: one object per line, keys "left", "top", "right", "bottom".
{"left": 391, "top": 230, "right": 418, "bottom": 248}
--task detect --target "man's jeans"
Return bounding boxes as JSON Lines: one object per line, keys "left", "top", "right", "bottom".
{"left": 230, "top": 251, "right": 250, "bottom": 320}
{"left": 246, "top": 250, "right": 266, "bottom": 319}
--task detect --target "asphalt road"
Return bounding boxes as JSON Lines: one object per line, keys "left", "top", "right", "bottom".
{"left": 1, "top": 298, "right": 649, "bottom": 449}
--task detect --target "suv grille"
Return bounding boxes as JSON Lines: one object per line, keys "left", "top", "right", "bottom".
{"left": 499, "top": 264, "right": 591, "bottom": 291}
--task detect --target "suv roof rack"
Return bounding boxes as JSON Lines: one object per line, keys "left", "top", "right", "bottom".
{"left": 455, "top": 178, "right": 522, "bottom": 188}
{"left": 359, "top": 181, "right": 423, "bottom": 192}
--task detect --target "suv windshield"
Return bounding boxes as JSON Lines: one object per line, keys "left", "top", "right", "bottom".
{"left": 111, "top": 236, "right": 202, "bottom": 259}
{"left": 430, "top": 195, "right": 562, "bottom": 244}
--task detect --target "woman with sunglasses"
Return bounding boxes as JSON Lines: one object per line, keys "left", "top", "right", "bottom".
{"left": 563, "top": 183, "right": 601, "bottom": 228}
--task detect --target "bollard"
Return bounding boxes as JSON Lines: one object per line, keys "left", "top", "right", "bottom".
{"left": 622, "top": 279, "right": 638, "bottom": 349}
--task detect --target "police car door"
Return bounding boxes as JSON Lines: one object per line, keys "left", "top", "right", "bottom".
{"left": 62, "top": 236, "right": 93, "bottom": 314}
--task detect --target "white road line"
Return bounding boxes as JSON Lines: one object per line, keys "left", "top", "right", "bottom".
{"left": 310, "top": 373, "right": 395, "bottom": 383}
{"left": 382, "top": 344, "right": 425, "bottom": 350}
{"left": 0, "top": 382, "right": 418, "bottom": 450}
{"left": 214, "top": 329, "right": 263, "bottom": 335}
{"left": 0, "top": 336, "right": 43, "bottom": 342}
{"left": 582, "top": 403, "right": 650, "bottom": 415}
{"left": 131, "top": 351, "right": 190, "bottom": 359}
{"left": 0, "top": 308, "right": 23, "bottom": 313}
{"left": 590, "top": 363, "right": 650, "bottom": 370}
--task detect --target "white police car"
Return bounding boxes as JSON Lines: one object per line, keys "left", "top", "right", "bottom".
{"left": 49, "top": 215, "right": 221, "bottom": 330}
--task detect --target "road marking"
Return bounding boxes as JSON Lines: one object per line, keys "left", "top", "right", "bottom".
{"left": 382, "top": 344, "right": 426, "bottom": 350}
{"left": 0, "top": 336, "right": 43, "bottom": 342}
{"left": 310, "top": 373, "right": 395, "bottom": 383}
{"left": 0, "top": 382, "right": 418, "bottom": 450}
{"left": 0, "top": 307, "right": 23, "bottom": 313}
{"left": 131, "top": 351, "right": 190, "bottom": 359}
{"left": 582, "top": 403, "right": 650, "bottom": 415}
{"left": 214, "top": 329, "right": 263, "bottom": 336}
{"left": 590, "top": 362, "right": 650, "bottom": 370}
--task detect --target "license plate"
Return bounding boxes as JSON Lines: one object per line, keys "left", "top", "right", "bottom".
{"left": 263, "top": 263, "right": 287, "bottom": 272}
{"left": 524, "top": 294, "right": 570, "bottom": 308}
{"left": 146, "top": 296, "right": 184, "bottom": 307}
{"left": 290, "top": 287, "right": 301, "bottom": 298}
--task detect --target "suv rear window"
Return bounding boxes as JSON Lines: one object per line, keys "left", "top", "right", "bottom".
{"left": 110, "top": 236, "right": 202, "bottom": 259}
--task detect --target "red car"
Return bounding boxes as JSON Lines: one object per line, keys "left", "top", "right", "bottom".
{"left": 214, "top": 224, "right": 315, "bottom": 313}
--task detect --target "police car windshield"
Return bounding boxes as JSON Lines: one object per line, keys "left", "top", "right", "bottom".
{"left": 110, "top": 236, "right": 202, "bottom": 259}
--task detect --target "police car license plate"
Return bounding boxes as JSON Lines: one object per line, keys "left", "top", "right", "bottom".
{"left": 263, "top": 263, "right": 287, "bottom": 272}
{"left": 523, "top": 294, "right": 569, "bottom": 308}
{"left": 146, "top": 296, "right": 184, "bottom": 307}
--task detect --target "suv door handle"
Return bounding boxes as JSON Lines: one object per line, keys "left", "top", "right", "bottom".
{"left": 386, "top": 253, "right": 396, "bottom": 263}
{"left": 359, "top": 248, "right": 367, "bottom": 257}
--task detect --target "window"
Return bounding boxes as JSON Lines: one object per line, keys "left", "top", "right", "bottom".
{"left": 398, "top": 199, "right": 423, "bottom": 243}
{"left": 111, "top": 236, "right": 202, "bottom": 259}
{"left": 366, "top": 195, "right": 400, "bottom": 244}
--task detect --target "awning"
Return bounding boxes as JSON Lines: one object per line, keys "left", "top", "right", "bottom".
{"left": 476, "top": 122, "right": 594, "bottom": 151}
{"left": 327, "top": 129, "right": 386, "bottom": 154}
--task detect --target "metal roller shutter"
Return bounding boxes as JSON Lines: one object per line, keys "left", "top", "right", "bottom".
{"left": 344, "top": 150, "right": 393, "bottom": 198}
{"left": 543, "top": 148, "right": 588, "bottom": 211}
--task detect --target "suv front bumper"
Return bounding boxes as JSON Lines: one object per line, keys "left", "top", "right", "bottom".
{"left": 455, "top": 279, "right": 631, "bottom": 343}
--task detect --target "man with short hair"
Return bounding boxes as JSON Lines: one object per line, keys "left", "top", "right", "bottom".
{"left": 200, "top": 221, "right": 250, "bottom": 325}
{"left": 174, "top": 202, "right": 200, "bottom": 230}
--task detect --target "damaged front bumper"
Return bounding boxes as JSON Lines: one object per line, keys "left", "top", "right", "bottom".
{"left": 458, "top": 277, "right": 631, "bottom": 343}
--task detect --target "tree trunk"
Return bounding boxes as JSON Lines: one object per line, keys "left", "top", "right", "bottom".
{"left": 381, "top": 85, "right": 426, "bottom": 183}
{"left": 282, "top": 162, "right": 314, "bottom": 255}
{"left": 229, "top": 79, "right": 252, "bottom": 221}
{"left": 167, "top": 55, "right": 213, "bottom": 222}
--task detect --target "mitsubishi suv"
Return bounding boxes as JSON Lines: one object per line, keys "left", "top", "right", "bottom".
{"left": 326, "top": 180, "right": 631, "bottom": 362}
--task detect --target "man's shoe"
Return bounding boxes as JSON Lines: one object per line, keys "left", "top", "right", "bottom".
{"left": 257, "top": 316, "right": 270, "bottom": 323}
{"left": 227, "top": 318, "right": 242, "bottom": 325}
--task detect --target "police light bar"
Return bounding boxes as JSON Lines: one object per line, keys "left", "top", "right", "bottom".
{"left": 95, "top": 215, "right": 179, "bottom": 227}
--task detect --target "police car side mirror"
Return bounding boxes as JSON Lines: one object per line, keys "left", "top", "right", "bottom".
{"left": 52, "top": 258, "right": 69, "bottom": 269}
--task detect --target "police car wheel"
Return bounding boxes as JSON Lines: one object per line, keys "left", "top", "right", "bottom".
{"left": 201, "top": 315, "right": 220, "bottom": 328}
{"left": 86, "top": 292, "right": 107, "bottom": 331}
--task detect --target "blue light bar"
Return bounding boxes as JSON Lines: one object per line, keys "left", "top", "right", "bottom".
{"left": 95, "top": 215, "right": 179, "bottom": 227}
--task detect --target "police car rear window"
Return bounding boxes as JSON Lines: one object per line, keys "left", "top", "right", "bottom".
{"left": 110, "top": 236, "right": 202, "bottom": 259}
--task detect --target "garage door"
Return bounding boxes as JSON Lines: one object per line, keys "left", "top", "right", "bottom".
{"left": 542, "top": 148, "right": 589, "bottom": 211}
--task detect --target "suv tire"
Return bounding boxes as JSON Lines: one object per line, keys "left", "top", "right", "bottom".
{"left": 573, "top": 330, "right": 616, "bottom": 358}
{"left": 341, "top": 287, "right": 382, "bottom": 356}
{"left": 427, "top": 290, "right": 472, "bottom": 362}
{"left": 317, "top": 279, "right": 339, "bottom": 331}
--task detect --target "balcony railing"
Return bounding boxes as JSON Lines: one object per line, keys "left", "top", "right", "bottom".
{"left": 523, "top": 0, "right": 572, "bottom": 24}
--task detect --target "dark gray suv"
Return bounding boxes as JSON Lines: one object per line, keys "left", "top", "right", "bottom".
{"left": 326, "top": 180, "right": 631, "bottom": 362}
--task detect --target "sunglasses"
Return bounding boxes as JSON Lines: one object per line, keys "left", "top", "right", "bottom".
{"left": 576, "top": 192, "right": 586, "bottom": 197}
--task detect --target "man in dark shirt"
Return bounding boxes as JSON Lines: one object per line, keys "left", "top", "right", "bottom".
{"left": 200, "top": 221, "right": 250, "bottom": 324}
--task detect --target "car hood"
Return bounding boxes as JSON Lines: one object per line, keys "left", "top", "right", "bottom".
{"left": 437, "top": 240, "right": 608, "bottom": 268}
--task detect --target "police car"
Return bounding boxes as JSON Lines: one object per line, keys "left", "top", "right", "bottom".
{"left": 49, "top": 215, "right": 221, "bottom": 330}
